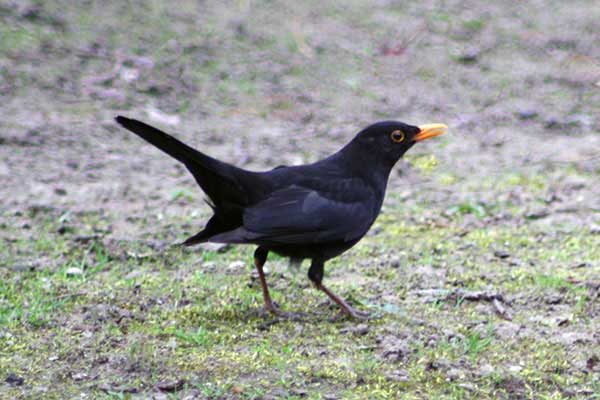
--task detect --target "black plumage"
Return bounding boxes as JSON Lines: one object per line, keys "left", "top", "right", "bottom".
{"left": 115, "top": 116, "right": 447, "bottom": 318}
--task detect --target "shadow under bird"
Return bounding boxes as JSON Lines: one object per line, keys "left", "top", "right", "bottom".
{"left": 115, "top": 116, "right": 447, "bottom": 319}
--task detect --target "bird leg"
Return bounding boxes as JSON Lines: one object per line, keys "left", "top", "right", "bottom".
{"left": 254, "top": 247, "right": 279, "bottom": 315}
{"left": 308, "top": 258, "right": 369, "bottom": 320}
{"left": 317, "top": 283, "right": 370, "bottom": 320}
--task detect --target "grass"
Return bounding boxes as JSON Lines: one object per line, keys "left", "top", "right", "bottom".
{"left": 1, "top": 195, "right": 598, "bottom": 398}
{"left": 1, "top": 0, "right": 599, "bottom": 398}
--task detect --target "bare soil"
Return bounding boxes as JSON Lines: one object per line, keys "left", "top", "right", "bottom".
{"left": 1, "top": 1, "right": 599, "bottom": 399}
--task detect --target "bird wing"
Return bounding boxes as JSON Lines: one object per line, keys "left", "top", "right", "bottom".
{"left": 241, "top": 184, "right": 374, "bottom": 244}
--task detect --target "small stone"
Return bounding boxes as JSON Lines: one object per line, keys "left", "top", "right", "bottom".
{"left": 181, "top": 391, "right": 202, "bottom": 400}
{"left": 495, "top": 322, "right": 521, "bottom": 339}
{"left": 458, "top": 383, "right": 476, "bottom": 392}
{"left": 442, "top": 329, "right": 459, "bottom": 340}
{"left": 65, "top": 267, "right": 84, "bottom": 276}
{"left": 556, "top": 331, "right": 592, "bottom": 346}
{"left": 389, "top": 256, "right": 401, "bottom": 269}
{"left": 98, "top": 383, "right": 138, "bottom": 393}
{"left": 571, "top": 262, "right": 590, "bottom": 269}
{"left": 198, "top": 242, "right": 231, "bottom": 253}
{"left": 477, "top": 364, "right": 494, "bottom": 376}
{"left": 525, "top": 209, "right": 549, "bottom": 220}
{"left": 544, "top": 114, "right": 592, "bottom": 130}
{"left": 456, "top": 48, "right": 479, "bottom": 64}
{"left": 265, "top": 389, "right": 289, "bottom": 399}
{"left": 156, "top": 379, "right": 184, "bottom": 392}
{"left": 119, "top": 67, "right": 139, "bottom": 83}
{"left": 544, "top": 117, "right": 564, "bottom": 130}
{"left": 508, "top": 258, "right": 522, "bottom": 267}
{"left": 426, "top": 358, "right": 452, "bottom": 371}
{"left": 544, "top": 295, "right": 563, "bottom": 305}
{"left": 66, "top": 161, "right": 79, "bottom": 170}
{"left": 290, "top": 388, "right": 308, "bottom": 397}
{"left": 11, "top": 263, "right": 37, "bottom": 272}
{"left": 474, "top": 303, "right": 489, "bottom": 314}
{"left": 384, "top": 369, "right": 409, "bottom": 382}
{"left": 54, "top": 187, "right": 67, "bottom": 196}
{"left": 231, "top": 385, "right": 244, "bottom": 394}
{"left": 117, "top": 308, "right": 133, "bottom": 321}
{"left": 124, "top": 270, "right": 143, "bottom": 280}
{"left": 340, "top": 323, "right": 369, "bottom": 336}
{"left": 586, "top": 355, "right": 599, "bottom": 371}
{"left": 425, "top": 334, "right": 439, "bottom": 347}
{"left": 494, "top": 250, "right": 510, "bottom": 259}
{"left": 228, "top": 260, "right": 246, "bottom": 271}
{"left": 5, "top": 373, "right": 24, "bottom": 386}
{"left": 516, "top": 109, "right": 539, "bottom": 120}
{"left": 508, "top": 365, "right": 522, "bottom": 373}
{"left": 563, "top": 176, "right": 586, "bottom": 191}
{"left": 446, "top": 368, "right": 463, "bottom": 381}
{"left": 72, "top": 372, "right": 88, "bottom": 381}
{"left": 57, "top": 225, "right": 75, "bottom": 235}
{"left": 567, "top": 113, "right": 593, "bottom": 127}
{"left": 472, "top": 323, "right": 491, "bottom": 338}
{"left": 378, "top": 335, "right": 410, "bottom": 361}
{"left": 73, "top": 234, "right": 101, "bottom": 243}
{"left": 201, "top": 261, "right": 217, "bottom": 271}
{"left": 146, "top": 106, "right": 180, "bottom": 126}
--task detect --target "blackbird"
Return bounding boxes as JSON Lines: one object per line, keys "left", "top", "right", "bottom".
{"left": 115, "top": 116, "right": 447, "bottom": 319}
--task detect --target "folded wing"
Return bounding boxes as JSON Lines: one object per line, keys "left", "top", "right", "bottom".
{"left": 237, "top": 184, "right": 374, "bottom": 245}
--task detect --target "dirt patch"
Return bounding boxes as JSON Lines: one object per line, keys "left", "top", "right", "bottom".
{"left": 1, "top": 1, "right": 599, "bottom": 398}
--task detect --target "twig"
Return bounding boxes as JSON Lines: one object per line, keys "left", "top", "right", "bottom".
{"left": 55, "top": 291, "right": 87, "bottom": 301}
{"left": 492, "top": 298, "right": 513, "bottom": 321}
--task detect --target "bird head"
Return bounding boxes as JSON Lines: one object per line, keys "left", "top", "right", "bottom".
{"left": 349, "top": 121, "right": 447, "bottom": 167}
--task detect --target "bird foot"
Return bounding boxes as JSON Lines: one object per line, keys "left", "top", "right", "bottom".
{"left": 261, "top": 300, "right": 281, "bottom": 315}
{"left": 349, "top": 308, "right": 371, "bottom": 320}
{"left": 260, "top": 302, "right": 305, "bottom": 320}
{"left": 330, "top": 306, "right": 370, "bottom": 321}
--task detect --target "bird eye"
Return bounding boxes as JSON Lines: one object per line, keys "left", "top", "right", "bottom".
{"left": 390, "top": 130, "right": 405, "bottom": 143}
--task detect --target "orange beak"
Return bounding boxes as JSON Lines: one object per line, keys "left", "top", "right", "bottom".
{"left": 415, "top": 123, "right": 448, "bottom": 141}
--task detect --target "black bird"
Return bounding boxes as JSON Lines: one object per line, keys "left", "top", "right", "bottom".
{"left": 115, "top": 116, "right": 447, "bottom": 319}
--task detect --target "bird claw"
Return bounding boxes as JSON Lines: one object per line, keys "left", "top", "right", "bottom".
{"left": 260, "top": 303, "right": 305, "bottom": 321}
{"left": 349, "top": 309, "right": 371, "bottom": 320}
{"left": 329, "top": 307, "right": 370, "bottom": 321}
{"left": 260, "top": 301, "right": 281, "bottom": 316}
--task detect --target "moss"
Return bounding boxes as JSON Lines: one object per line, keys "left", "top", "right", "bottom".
{"left": 1, "top": 1, "right": 599, "bottom": 397}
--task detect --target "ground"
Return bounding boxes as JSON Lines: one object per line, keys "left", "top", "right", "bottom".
{"left": 1, "top": 1, "right": 599, "bottom": 399}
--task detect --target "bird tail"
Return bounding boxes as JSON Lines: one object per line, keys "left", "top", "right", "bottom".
{"left": 116, "top": 116, "right": 223, "bottom": 173}
{"left": 115, "top": 116, "right": 268, "bottom": 245}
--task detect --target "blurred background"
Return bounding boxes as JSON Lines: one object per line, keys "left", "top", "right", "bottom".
{"left": 2, "top": 0, "right": 599, "bottom": 220}
{"left": 1, "top": 1, "right": 599, "bottom": 398}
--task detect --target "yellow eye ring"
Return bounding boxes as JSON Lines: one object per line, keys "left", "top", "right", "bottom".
{"left": 390, "top": 130, "right": 405, "bottom": 143}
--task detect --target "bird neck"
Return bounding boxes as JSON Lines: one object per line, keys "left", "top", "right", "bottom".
{"left": 335, "top": 142, "right": 394, "bottom": 193}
